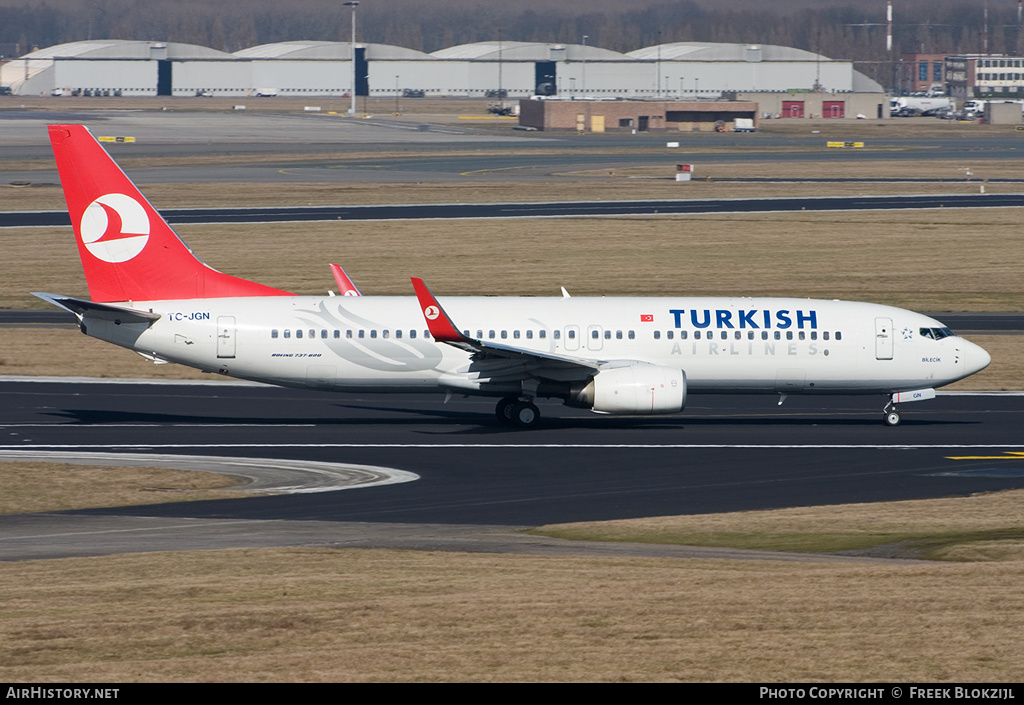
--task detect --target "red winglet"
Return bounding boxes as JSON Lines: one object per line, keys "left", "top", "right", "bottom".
{"left": 330, "top": 264, "right": 362, "bottom": 296}
{"left": 410, "top": 278, "right": 465, "bottom": 343}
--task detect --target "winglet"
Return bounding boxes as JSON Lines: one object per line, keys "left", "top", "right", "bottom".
{"left": 330, "top": 264, "right": 362, "bottom": 296}
{"left": 410, "top": 277, "right": 466, "bottom": 343}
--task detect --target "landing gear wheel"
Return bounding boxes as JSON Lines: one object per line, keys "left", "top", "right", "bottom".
{"left": 884, "top": 410, "right": 901, "bottom": 427}
{"left": 495, "top": 396, "right": 518, "bottom": 424}
{"left": 511, "top": 401, "right": 540, "bottom": 428}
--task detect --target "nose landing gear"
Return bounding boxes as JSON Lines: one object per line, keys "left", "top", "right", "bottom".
{"left": 883, "top": 400, "right": 901, "bottom": 427}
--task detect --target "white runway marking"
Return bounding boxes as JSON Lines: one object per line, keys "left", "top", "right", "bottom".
{"left": 2, "top": 443, "right": 1023, "bottom": 450}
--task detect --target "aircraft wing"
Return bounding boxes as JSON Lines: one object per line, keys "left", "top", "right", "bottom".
{"left": 411, "top": 278, "right": 601, "bottom": 379}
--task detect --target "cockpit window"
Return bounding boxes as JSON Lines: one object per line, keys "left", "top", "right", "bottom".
{"left": 920, "top": 327, "right": 954, "bottom": 340}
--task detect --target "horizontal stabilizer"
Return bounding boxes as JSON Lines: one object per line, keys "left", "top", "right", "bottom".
{"left": 33, "top": 292, "right": 161, "bottom": 325}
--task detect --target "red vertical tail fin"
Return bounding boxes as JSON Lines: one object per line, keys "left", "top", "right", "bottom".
{"left": 48, "top": 124, "right": 293, "bottom": 302}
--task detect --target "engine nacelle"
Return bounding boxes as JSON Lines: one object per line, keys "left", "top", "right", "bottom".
{"left": 572, "top": 364, "right": 686, "bottom": 415}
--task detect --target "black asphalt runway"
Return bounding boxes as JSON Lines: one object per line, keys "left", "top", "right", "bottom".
{"left": 7, "top": 193, "right": 1024, "bottom": 228}
{"left": 3, "top": 379, "right": 1023, "bottom": 528}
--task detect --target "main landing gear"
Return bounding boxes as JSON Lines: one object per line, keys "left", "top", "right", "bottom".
{"left": 496, "top": 396, "right": 541, "bottom": 428}
{"left": 883, "top": 400, "right": 901, "bottom": 427}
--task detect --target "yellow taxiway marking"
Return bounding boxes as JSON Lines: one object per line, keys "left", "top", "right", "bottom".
{"left": 946, "top": 451, "right": 1024, "bottom": 460}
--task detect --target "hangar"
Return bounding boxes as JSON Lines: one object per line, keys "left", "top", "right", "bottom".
{"left": 1, "top": 38, "right": 884, "bottom": 116}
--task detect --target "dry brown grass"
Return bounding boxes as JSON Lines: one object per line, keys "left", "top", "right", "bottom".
{"left": 5, "top": 207, "right": 1024, "bottom": 308}
{"left": 0, "top": 463, "right": 247, "bottom": 514}
{"left": 4, "top": 156, "right": 1022, "bottom": 213}
{"left": 0, "top": 546, "right": 1022, "bottom": 682}
{"left": 535, "top": 490, "right": 1024, "bottom": 561}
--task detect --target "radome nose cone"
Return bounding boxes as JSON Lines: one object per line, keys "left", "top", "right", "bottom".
{"left": 964, "top": 340, "right": 992, "bottom": 376}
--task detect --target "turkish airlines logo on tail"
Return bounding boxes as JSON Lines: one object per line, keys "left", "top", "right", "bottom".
{"left": 424, "top": 305, "right": 440, "bottom": 320}
{"left": 80, "top": 193, "right": 150, "bottom": 263}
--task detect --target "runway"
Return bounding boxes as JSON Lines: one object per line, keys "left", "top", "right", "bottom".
{"left": 2, "top": 379, "right": 1023, "bottom": 538}
{"left": 7, "top": 193, "right": 1024, "bottom": 228}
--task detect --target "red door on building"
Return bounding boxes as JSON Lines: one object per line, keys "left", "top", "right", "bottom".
{"left": 781, "top": 100, "right": 804, "bottom": 118}
{"left": 822, "top": 101, "right": 845, "bottom": 118}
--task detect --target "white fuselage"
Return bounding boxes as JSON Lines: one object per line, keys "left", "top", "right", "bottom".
{"left": 87, "top": 295, "right": 989, "bottom": 398}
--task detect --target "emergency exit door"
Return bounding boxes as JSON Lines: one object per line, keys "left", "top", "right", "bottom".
{"left": 217, "top": 316, "right": 236, "bottom": 358}
{"left": 875, "top": 317, "right": 893, "bottom": 360}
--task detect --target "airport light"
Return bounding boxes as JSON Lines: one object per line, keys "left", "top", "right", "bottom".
{"left": 344, "top": 1, "right": 359, "bottom": 116}
{"left": 581, "top": 35, "right": 587, "bottom": 96}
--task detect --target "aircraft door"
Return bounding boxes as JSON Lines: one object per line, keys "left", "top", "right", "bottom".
{"left": 875, "top": 317, "right": 893, "bottom": 360}
{"left": 564, "top": 325, "right": 580, "bottom": 351}
{"left": 587, "top": 325, "right": 604, "bottom": 351}
{"left": 217, "top": 316, "right": 236, "bottom": 358}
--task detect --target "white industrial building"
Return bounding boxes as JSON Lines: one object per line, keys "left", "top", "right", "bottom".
{"left": 1, "top": 38, "right": 883, "bottom": 104}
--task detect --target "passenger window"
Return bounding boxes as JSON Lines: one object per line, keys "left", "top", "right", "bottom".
{"left": 567, "top": 330, "right": 575, "bottom": 339}
{"left": 798, "top": 331, "right": 805, "bottom": 340}
{"left": 370, "top": 330, "right": 377, "bottom": 339}
{"left": 628, "top": 330, "right": 635, "bottom": 339}
{"left": 501, "top": 330, "right": 508, "bottom": 339}
{"left": 359, "top": 330, "right": 365, "bottom": 339}
{"left": 476, "top": 330, "right": 483, "bottom": 339}
{"left": 680, "top": 330, "right": 687, "bottom": 340}
{"left": 271, "top": 329, "right": 279, "bottom": 339}
{"left": 667, "top": 331, "right": 674, "bottom": 340}
{"left": 410, "top": 330, "right": 417, "bottom": 339}
{"left": 526, "top": 330, "right": 533, "bottom": 339}
{"left": 592, "top": 330, "right": 599, "bottom": 339}
{"left": 489, "top": 330, "right": 496, "bottom": 339}
{"left": 694, "top": 331, "right": 700, "bottom": 340}
{"left": 735, "top": 331, "right": 741, "bottom": 340}
{"left": 284, "top": 329, "right": 291, "bottom": 339}
{"left": 321, "top": 330, "right": 328, "bottom": 339}
{"left": 296, "top": 329, "right": 303, "bottom": 339}
{"left": 774, "top": 331, "right": 781, "bottom": 340}
{"left": 539, "top": 330, "right": 547, "bottom": 339}
{"left": 761, "top": 331, "right": 768, "bottom": 340}
{"left": 654, "top": 331, "right": 661, "bottom": 340}
{"left": 334, "top": 330, "right": 340, "bottom": 339}
{"left": 603, "top": 330, "right": 610, "bottom": 340}
{"left": 823, "top": 332, "right": 830, "bottom": 341}
{"left": 514, "top": 330, "right": 520, "bottom": 339}
{"left": 396, "top": 330, "right": 403, "bottom": 339}
{"left": 721, "top": 331, "right": 727, "bottom": 340}
{"left": 309, "top": 329, "right": 315, "bottom": 339}
{"left": 747, "top": 331, "right": 754, "bottom": 340}
{"left": 786, "top": 331, "right": 793, "bottom": 340}
{"left": 811, "top": 331, "right": 817, "bottom": 340}
{"left": 382, "top": 330, "right": 389, "bottom": 339}
{"left": 836, "top": 332, "right": 842, "bottom": 341}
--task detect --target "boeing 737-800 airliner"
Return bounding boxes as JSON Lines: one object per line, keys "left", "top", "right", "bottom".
{"left": 36, "top": 125, "right": 991, "bottom": 428}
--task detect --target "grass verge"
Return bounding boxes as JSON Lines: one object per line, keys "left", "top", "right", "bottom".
{"left": 533, "top": 489, "right": 1024, "bottom": 562}
{"left": 0, "top": 462, "right": 248, "bottom": 514}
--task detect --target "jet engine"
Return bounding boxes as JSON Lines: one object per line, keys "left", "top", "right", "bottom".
{"left": 569, "top": 364, "right": 686, "bottom": 415}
